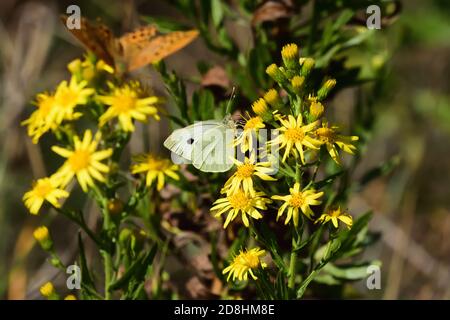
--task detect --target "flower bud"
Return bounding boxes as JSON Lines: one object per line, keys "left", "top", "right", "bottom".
{"left": 266, "top": 63, "right": 285, "bottom": 83}
{"left": 300, "top": 57, "right": 315, "bottom": 77}
{"left": 40, "top": 282, "right": 59, "bottom": 300}
{"left": 309, "top": 100, "right": 324, "bottom": 119}
{"left": 281, "top": 43, "right": 299, "bottom": 70}
{"left": 291, "top": 75, "right": 305, "bottom": 94}
{"left": 318, "top": 79, "right": 336, "bottom": 100}
{"left": 64, "top": 294, "right": 77, "bottom": 300}
{"left": 33, "top": 226, "right": 53, "bottom": 251}
{"left": 67, "top": 59, "right": 82, "bottom": 74}
{"left": 251, "top": 98, "right": 269, "bottom": 117}
{"left": 263, "top": 88, "right": 282, "bottom": 108}
{"left": 107, "top": 198, "right": 124, "bottom": 216}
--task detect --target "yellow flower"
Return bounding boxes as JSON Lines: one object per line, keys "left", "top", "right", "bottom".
{"left": 235, "top": 115, "right": 265, "bottom": 152}
{"left": 309, "top": 96, "right": 324, "bottom": 119}
{"left": 98, "top": 83, "right": 160, "bottom": 132}
{"left": 263, "top": 89, "right": 281, "bottom": 108}
{"left": 222, "top": 248, "right": 267, "bottom": 281}
{"left": 52, "top": 130, "right": 113, "bottom": 192}
{"left": 69, "top": 57, "right": 114, "bottom": 81}
{"left": 53, "top": 76, "right": 94, "bottom": 124}
{"left": 251, "top": 98, "right": 269, "bottom": 116}
{"left": 281, "top": 43, "right": 299, "bottom": 69}
{"left": 272, "top": 182, "right": 323, "bottom": 226}
{"left": 39, "top": 282, "right": 55, "bottom": 298}
{"left": 291, "top": 75, "right": 305, "bottom": 93}
{"left": 64, "top": 294, "right": 77, "bottom": 300}
{"left": 21, "top": 93, "right": 57, "bottom": 143}
{"left": 23, "top": 176, "right": 69, "bottom": 215}
{"left": 33, "top": 226, "right": 53, "bottom": 251}
{"left": 270, "top": 114, "right": 321, "bottom": 163}
{"left": 221, "top": 155, "right": 276, "bottom": 196}
{"left": 211, "top": 189, "right": 271, "bottom": 228}
{"left": 315, "top": 123, "right": 359, "bottom": 165}
{"left": 316, "top": 207, "right": 353, "bottom": 228}
{"left": 131, "top": 154, "right": 179, "bottom": 190}
{"left": 266, "top": 63, "right": 285, "bottom": 82}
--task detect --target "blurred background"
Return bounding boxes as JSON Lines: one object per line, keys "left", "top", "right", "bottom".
{"left": 0, "top": 0, "right": 449, "bottom": 299}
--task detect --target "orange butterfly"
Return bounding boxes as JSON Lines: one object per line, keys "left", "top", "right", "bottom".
{"left": 60, "top": 15, "right": 198, "bottom": 72}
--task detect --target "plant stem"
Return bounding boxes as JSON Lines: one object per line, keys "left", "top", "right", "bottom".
{"left": 288, "top": 244, "right": 297, "bottom": 290}
{"left": 103, "top": 208, "right": 113, "bottom": 300}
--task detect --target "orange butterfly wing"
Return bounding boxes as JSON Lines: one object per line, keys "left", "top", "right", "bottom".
{"left": 60, "top": 15, "right": 115, "bottom": 66}
{"left": 125, "top": 30, "right": 199, "bottom": 72}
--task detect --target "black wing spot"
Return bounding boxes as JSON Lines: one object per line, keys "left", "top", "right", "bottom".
{"left": 187, "top": 138, "right": 194, "bottom": 144}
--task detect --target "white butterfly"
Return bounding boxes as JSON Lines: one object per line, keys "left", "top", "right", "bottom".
{"left": 163, "top": 115, "right": 237, "bottom": 172}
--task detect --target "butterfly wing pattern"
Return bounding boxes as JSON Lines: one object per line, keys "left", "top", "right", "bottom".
{"left": 164, "top": 119, "right": 236, "bottom": 173}
{"left": 61, "top": 15, "right": 198, "bottom": 72}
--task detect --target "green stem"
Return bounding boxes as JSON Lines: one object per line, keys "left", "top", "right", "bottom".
{"left": 288, "top": 243, "right": 297, "bottom": 290}
{"left": 103, "top": 208, "right": 113, "bottom": 300}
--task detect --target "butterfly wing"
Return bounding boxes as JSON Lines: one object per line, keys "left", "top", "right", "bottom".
{"left": 192, "top": 123, "right": 235, "bottom": 173}
{"left": 60, "top": 15, "right": 115, "bottom": 66}
{"left": 125, "top": 30, "right": 199, "bottom": 71}
{"left": 163, "top": 121, "right": 220, "bottom": 162}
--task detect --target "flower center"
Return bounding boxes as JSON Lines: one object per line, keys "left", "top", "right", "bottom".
{"left": 38, "top": 97, "right": 55, "bottom": 115}
{"left": 68, "top": 150, "right": 91, "bottom": 172}
{"left": 236, "top": 163, "right": 255, "bottom": 178}
{"left": 329, "top": 208, "right": 342, "bottom": 217}
{"left": 316, "top": 127, "right": 336, "bottom": 143}
{"left": 34, "top": 180, "right": 53, "bottom": 197}
{"left": 114, "top": 95, "right": 136, "bottom": 113}
{"left": 147, "top": 158, "right": 167, "bottom": 171}
{"left": 242, "top": 254, "right": 259, "bottom": 268}
{"left": 58, "top": 89, "right": 79, "bottom": 108}
{"left": 285, "top": 127, "right": 304, "bottom": 142}
{"left": 289, "top": 192, "right": 305, "bottom": 208}
{"left": 228, "top": 191, "right": 250, "bottom": 210}
{"left": 244, "top": 117, "right": 262, "bottom": 130}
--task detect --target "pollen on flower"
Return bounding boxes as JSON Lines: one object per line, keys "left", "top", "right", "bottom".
{"left": 68, "top": 150, "right": 91, "bottom": 172}
{"left": 285, "top": 127, "right": 305, "bottom": 142}
{"left": 289, "top": 193, "right": 305, "bottom": 208}
{"left": 236, "top": 163, "right": 255, "bottom": 179}
{"left": 228, "top": 191, "right": 250, "bottom": 210}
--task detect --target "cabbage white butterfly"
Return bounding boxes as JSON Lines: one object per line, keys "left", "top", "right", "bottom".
{"left": 163, "top": 115, "right": 237, "bottom": 172}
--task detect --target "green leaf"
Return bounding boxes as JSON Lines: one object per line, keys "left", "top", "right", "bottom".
{"left": 78, "top": 233, "right": 95, "bottom": 289}
{"left": 109, "top": 244, "right": 158, "bottom": 291}
{"left": 313, "top": 170, "right": 344, "bottom": 189}
{"left": 141, "top": 16, "right": 191, "bottom": 32}
{"left": 322, "top": 260, "right": 382, "bottom": 280}
{"left": 211, "top": 0, "right": 224, "bottom": 27}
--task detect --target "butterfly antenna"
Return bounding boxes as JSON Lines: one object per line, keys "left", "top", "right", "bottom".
{"left": 225, "top": 86, "right": 237, "bottom": 115}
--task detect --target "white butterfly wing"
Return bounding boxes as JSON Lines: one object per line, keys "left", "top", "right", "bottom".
{"left": 192, "top": 124, "right": 235, "bottom": 172}
{"left": 163, "top": 120, "right": 222, "bottom": 162}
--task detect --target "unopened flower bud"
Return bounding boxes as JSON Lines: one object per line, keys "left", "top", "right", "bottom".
{"left": 300, "top": 57, "right": 315, "bottom": 77}
{"left": 291, "top": 75, "right": 305, "bottom": 94}
{"left": 263, "top": 89, "right": 282, "bottom": 108}
{"left": 266, "top": 64, "right": 285, "bottom": 83}
{"left": 318, "top": 79, "right": 336, "bottom": 100}
{"left": 281, "top": 43, "right": 299, "bottom": 70}
{"left": 309, "top": 100, "right": 324, "bottom": 119}
{"left": 33, "top": 226, "right": 53, "bottom": 251}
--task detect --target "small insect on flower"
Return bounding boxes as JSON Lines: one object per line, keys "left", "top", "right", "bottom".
{"left": 270, "top": 114, "right": 321, "bottom": 163}
{"left": 211, "top": 189, "right": 271, "bottom": 228}
{"left": 23, "top": 176, "right": 69, "bottom": 215}
{"left": 221, "top": 154, "right": 276, "bottom": 197}
{"left": 316, "top": 207, "right": 353, "bottom": 229}
{"left": 52, "top": 130, "right": 113, "bottom": 192}
{"left": 53, "top": 76, "right": 94, "bottom": 124}
{"left": 315, "top": 123, "right": 359, "bottom": 165}
{"left": 234, "top": 114, "right": 265, "bottom": 153}
{"left": 98, "top": 82, "right": 160, "bottom": 132}
{"left": 222, "top": 247, "right": 267, "bottom": 281}
{"left": 131, "top": 154, "right": 179, "bottom": 191}
{"left": 272, "top": 182, "right": 323, "bottom": 227}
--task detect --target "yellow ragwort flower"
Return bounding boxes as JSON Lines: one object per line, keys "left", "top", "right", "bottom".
{"left": 235, "top": 114, "right": 265, "bottom": 152}
{"left": 23, "top": 176, "right": 69, "bottom": 215}
{"left": 211, "top": 189, "right": 271, "bottom": 228}
{"left": 33, "top": 226, "right": 49, "bottom": 242}
{"left": 21, "top": 92, "right": 58, "bottom": 143}
{"left": 98, "top": 82, "right": 160, "bottom": 132}
{"left": 272, "top": 182, "right": 323, "bottom": 226}
{"left": 251, "top": 98, "right": 269, "bottom": 117}
{"left": 64, "top": 294, "right": 77, "bottom": 300}
{"left": 263, "top": 88, "right": 281, "bottom": 108}
{"left": 222, "top": 248, "right": 267, "bottom": 281}
{"left": 53, "top": 76, "right": 94, "bottom": 124}
{"left": 39, "top": 282, "right": 55, "bottom": 298}
{"left": 221, "top": 155, "right": 276, "bottom": 196}
{"left": 315, "top": 123, "right": 358, "bottom": 165}
{"left": 271, "top": 114, "right": 321, "bottom": 163}
{"left": 131, "top": 154, "right": 179, "bottom": 190}
{"left": 316, "top": 207, "right": 353, "bottom": 229}
{"left": 52, "top": 130, "right": 113, "bottom": 192}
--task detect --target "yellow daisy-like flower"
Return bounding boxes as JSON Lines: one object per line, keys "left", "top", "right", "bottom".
{"left": 315, "top": 123, "right": 359, "bottom": 165}
{"left": 270, "top": 114, "right": 321, "bottom": 163}
{"left": 221, "top": 155, "right": 276, "bottom": 196}
{"left": 131, "top": 154, "right": 179, "bottom": 191}
{"left": 98, "top": 83, "right": 160, "bottom": 132}
{"left": 316, "top": 207, "right": 353, "bottom": 229}
{"left": 272, "top": 182, "right": 323, "bottom": 227}
{"left": 222, "top": 247, "right": 267, "bottom": 281}
{"left": 235, "top": 115, "right": 265, "bottom": 152}
{"left": 53, "top": 76, "right": 94, "bottom": 124}
{"left": 52, "top": 130, "right": 113, "bottom": 192}
{"left": 23, "top": 176, "right": 69, "bottom": 215}
{"left": 21, "top": 92, "right": 58, "bottom": 143}
{"left": 211, "top": 189, "right": 271, "bottom": 228}
{"left": 40, "top": 282, "right": 55, "bottom": 298}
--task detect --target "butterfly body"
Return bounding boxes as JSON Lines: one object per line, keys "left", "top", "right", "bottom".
{"left": 164, "top": 117, "right": 237, "bottom": 173}
{"left": 61, "top": 15, "right": 198, "bottom": 72}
